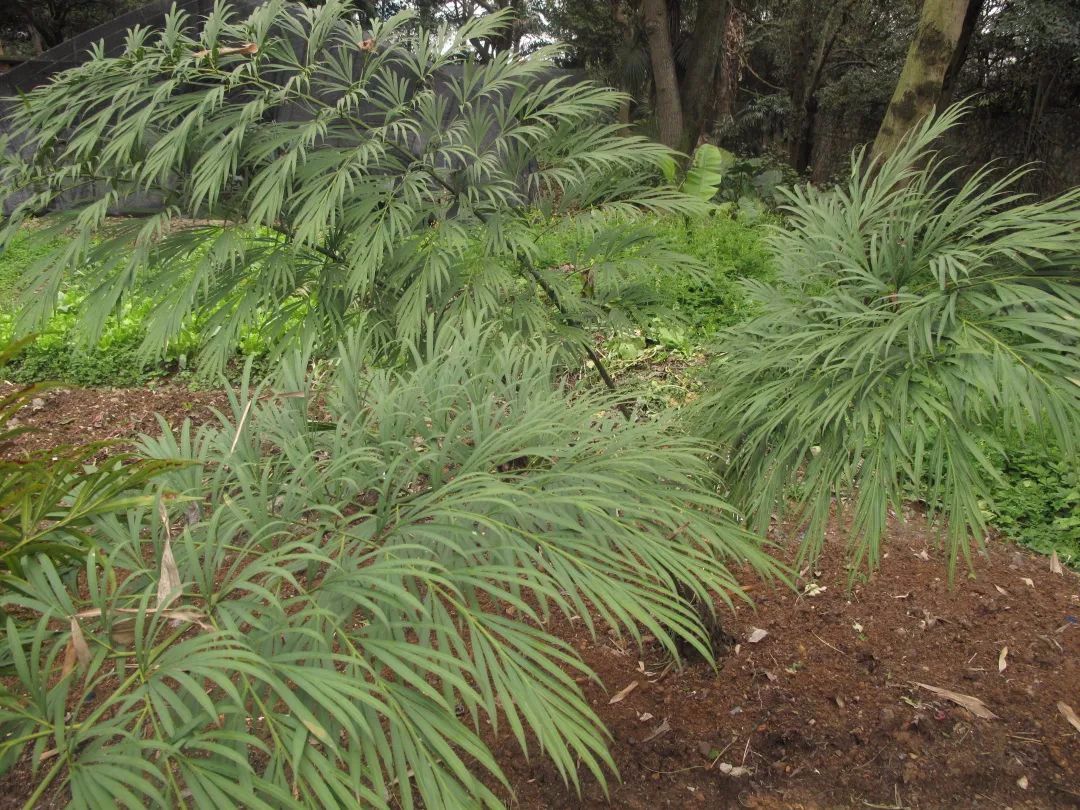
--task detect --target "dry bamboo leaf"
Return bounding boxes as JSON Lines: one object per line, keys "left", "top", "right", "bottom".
{"left": 156, "top": 536, "right": 182, "bottom": 610}
{"left": 1021, "top": 577, "right": 1034, "bottom": 588}
{"left": 912, "top": 682, "right": 998, "bottom": 720}
{"left": 994, "top": 585, "right": 1008, "bottom": 596}
{"left": 609, "top": 680, "right": 639, "bottom": 704}
{"left": 193, "top": 42, "right": 259, "bottom": 58}
{"left": 230, "top": 398, "right": 255, "bottom": 453}
{"left": 70, "top": 618, "right": 90, "bottom": 669}
{"left": 641, "top": 717, "right": 671, "bottom": 742}
{"left": 1050, "top": 551, "right": 1063, "bottom": 575}
{"left": 76, "top": 606, "right": 212, "bottom": 633}
{"left": 1058, "top": 701, "right": 1080, "bottom": 733}
{"left": 747, "top": 627, "right": 768, "bottom": 643}
{"left": 998, "top": 646, "right": 1008, "bottom": 673}
{"left": 61, "top": 639, "right": 76, "bottom": 678}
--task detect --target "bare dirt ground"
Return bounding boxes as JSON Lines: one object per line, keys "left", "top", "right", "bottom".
{"left": 1, "top": 385, "right": 1077, "bottom": 809}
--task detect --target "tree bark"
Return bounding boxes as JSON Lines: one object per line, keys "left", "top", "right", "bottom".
{"left": 678, "top": 0, "right": 728, "bottom": 152}
{"left": 787, "top": 0, "right": 855, "bottom": 173}
{"left": 941, "top": 0, "right": 983, "bottom": 102}
{"left": 642, "top": 0, "right": 684, "bottom": 149}
{"left": 611, "top": 0, "right": 636, "bottom": 129}
{"left": 872, "top": 0, "right": 972, "bottom": 160}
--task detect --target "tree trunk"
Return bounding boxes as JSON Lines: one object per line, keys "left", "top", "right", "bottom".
{"left": 872, "top": 0, "right": 972, "bottom": 160}
{"left": 678, "top": 0, "right": 728, "bottom": 152}
{"left": 709, "top": 5, "right": 743, "bottom": 128}
{"left": 611, "top": 0, "right": 636, "bottom": 130}
{"left": 941, "top": 0, "right": 983, "bottom": 102}
{"left": 642, "top": 0, "right": 684, "bottom": 149}
{"left": 787, "top": 0, "right": 855, "bottom": 174}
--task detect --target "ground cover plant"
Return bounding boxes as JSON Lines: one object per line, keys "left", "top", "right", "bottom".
{"left": 696, "top": 104, "right": 1080, "bottom": 576}
{"left": 0, "top": 325, "right": 779, "bottom": 808}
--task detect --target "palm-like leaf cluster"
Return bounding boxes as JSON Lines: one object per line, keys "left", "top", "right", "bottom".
{"left": 696, "top": 105, "right": 1080, "bottom": 575}
{"left": 0, "top": 0, "right": 705, "bottom": 369}
{"left": 1, "top": 324, "right": 777, "bottom": 808}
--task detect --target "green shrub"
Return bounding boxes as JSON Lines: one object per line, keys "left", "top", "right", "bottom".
{"left": 695, "top": 104, "right": 1080, "bottom": 576}
{"left": 988, "top": 437, "right": 1079, "bottom": 564}
{"left": 0, "top": 324, "right": 779, "bottom": 808}
{"left": 644, "top": 212, "right": 776, "bottom": 336}
{"left": 1, "top": 2, "right": 706, "bottom": 376}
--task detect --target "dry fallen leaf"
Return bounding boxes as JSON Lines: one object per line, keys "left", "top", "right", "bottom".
{"left": 994, "top": 585, "right": 1009, "bottom": 596}
{"left": 1017, "top": 775, "right": 1029, "bottom": 790}
{"left": 1058, "top": 701, "right": 1080, "bottom": 733}
{"left": 69, "top": 617, "right": 90, "bottom": 670}
{"left": 156, "top": 537, "right": 182, "bottom": 610}
{"left": 638, "top": 712, "right": 654, "bottom": 722}
{"left": 747, "top": 627, "right": 768, "bottom": 643}
{"left": 1050, "top": 551, "right": 1063, "bottom": 575}
{"left": 641, "top": 717, "right": 671, "bottom": 742}
{"left": 61, "top": 639, "right": 77, "bottom": 678}
{"left": 914, "top": 548, "right": 930, "bottom": 561}
{"left": 998, "top": 646, "right": 1008, "bottom": 673}
{"left": 1021, "top": 577, "right": 1035, "bottom": 588}
{"left": 912, "top": 682, "right": 998, "bottom": 720}
{"left": 608, "top": 680, "right": 639, "bottom": 704}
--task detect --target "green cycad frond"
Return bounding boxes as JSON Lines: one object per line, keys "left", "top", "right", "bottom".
{"left": 1, "top": 323, "right": 779, "bottom": 808}
{"left": 0, "top": 1, "right": 705, "bottom": 369}
{"left": 695, "top": 104, "right": 1080, "bottom": 577}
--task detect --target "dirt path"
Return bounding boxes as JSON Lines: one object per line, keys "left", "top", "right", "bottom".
{"left": 2, "top": 385, "right": 1077, "bottom": 809}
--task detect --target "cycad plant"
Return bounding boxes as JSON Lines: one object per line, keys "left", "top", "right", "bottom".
{"left": 0, "top": 0, "right": 707, "bottom": 375}
{"left": 0, "top": 324, "right": 778, "bottom": 809}
{"left": 696, "top": 104, "right": 1080, "bottom": 575}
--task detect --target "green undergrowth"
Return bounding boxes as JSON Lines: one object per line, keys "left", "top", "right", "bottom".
{"left": 0, "top": 211, "right": 775, "bottom": 388}
{"left": 988, "top": 435, "right": 1079, "bottom": 566}
{"left": 0, "top": 231, "right": 273, "bottom": 387}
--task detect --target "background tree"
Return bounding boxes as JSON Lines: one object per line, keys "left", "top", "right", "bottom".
{"left": 872, "top": 0, "right": 975, "bottom": 159}
{"left": 0, "top": 0, "right": 137, "bottom": 54}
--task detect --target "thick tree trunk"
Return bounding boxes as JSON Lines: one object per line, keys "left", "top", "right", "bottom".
{"left": 678, "top": 0, "right": 728, "bottom": 152}
{"left": 872, "top": 0, "right": 972, "bottom": 160}
{"left": 642, "top": 0, "right": 684, "bottom": 149}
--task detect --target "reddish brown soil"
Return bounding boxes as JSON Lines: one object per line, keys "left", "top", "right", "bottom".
{"left": 496, "top": 522, "right": 1080, "bottom": 809}
{"left": 0, "top": 382, "right": 227, "bottom": 457}
{"left": 1, "top": 385, "right": 1078, "bottom": 809}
